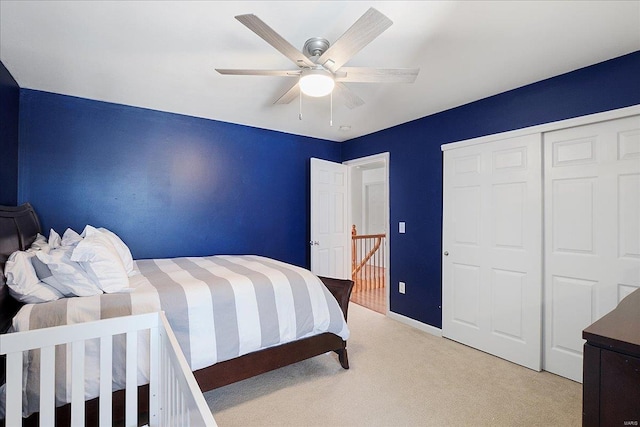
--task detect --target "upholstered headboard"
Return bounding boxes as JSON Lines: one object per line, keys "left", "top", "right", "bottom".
{"left": 0, "top": 203, "right": 41, "bottom": 333}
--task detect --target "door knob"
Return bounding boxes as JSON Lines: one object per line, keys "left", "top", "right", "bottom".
{"left": 444, "top": 251, "right": 449, "bottom": 256}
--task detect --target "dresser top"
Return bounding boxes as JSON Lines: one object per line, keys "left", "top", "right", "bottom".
{"left": 583, "top": 288, "right": 640, "bottom": 357}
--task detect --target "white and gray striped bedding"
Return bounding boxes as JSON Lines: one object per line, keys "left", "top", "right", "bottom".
{"left": 4, "top": 255, "right": 350, "bottom": 416}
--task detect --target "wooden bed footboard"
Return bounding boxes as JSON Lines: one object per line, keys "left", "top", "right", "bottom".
{"left": 318, "top": 275, "right": 354, "bottom": 321}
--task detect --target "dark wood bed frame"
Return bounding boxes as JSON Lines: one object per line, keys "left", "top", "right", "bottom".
{"left": 0, "top": 203, "right": 354, "bottom": 426}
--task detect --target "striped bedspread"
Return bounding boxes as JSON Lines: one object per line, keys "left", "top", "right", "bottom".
{"left": 5, "top": 255, "right": 350, "bottom": 416}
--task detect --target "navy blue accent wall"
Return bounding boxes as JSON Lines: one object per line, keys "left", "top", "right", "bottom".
{"left": 341, "top": 51, "right": 640, "bottom": 328}
{"left": 18, "top": 90, "right": 341, "bottom": 265}
{"left": 0, "top": 61, "right": 20, "bottom": 205}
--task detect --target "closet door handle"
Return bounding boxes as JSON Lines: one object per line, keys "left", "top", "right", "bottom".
{"left": 443, "top": 251, "right": 449, "bottom": 256}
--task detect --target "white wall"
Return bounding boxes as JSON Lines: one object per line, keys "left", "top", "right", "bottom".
{"left": 351, "top": 164, "right": 387, "bottom": 236}
{"left": 362, "top": 167, "right": 386, "bottom": 234}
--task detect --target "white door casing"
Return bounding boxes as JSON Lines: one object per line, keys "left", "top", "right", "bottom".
{"left": 343, "top": 152, "right": 391, "bottom": 314}
{"left": 442, "top": 133, "right": 543, "bottom": 371}
{"left": 543, "top": 115, "right": 640, "bottom": 382}
{"left": 310, "top": 158, "right": 350, "bottom": 280}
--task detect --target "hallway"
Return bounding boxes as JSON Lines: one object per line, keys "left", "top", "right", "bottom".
{"left": 350, "top": 286, "right": 385, "bottom": 315}
{"left": 350, "top": 264, "right": 386, "bottom": 315}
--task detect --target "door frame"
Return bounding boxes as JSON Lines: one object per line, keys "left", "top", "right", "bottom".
{"left": 344, "top": 152, "right": 390, "bottom": 314}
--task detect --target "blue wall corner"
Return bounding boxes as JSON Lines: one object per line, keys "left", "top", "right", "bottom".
{"left": 0, "top": 60, "right": 20, "bottom": 205}
{"left": 341, "top": 51, "right": 640, "bottom": 328}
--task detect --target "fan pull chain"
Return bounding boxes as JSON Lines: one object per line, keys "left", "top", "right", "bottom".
{"left": 330, "top": 91, "right": 333, "bottom": 127}
{"left": 299, "top": 90, "right": 303, "bottom": 121}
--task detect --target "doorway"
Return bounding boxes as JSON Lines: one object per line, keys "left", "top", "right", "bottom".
{"left": 345, "top": 153, "right": 389, "bottom": 315}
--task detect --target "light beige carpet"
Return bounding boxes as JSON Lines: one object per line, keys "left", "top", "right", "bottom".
{"left": 204, "top": 303, "right": 581, "bottom": 426}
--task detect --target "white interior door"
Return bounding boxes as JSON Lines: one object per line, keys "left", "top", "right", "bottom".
{"left": 442, "top": 134, "right": 543, "bottom": 371}
{"left": 543, "top": 115, "right": 640, "bottom": 382}
{"left": 310, "top": 158, "right": 350, "bottom": 279}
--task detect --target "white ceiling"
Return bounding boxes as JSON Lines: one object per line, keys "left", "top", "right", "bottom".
{"left": 1, "top": 1, "right": 639, "bottom": 142}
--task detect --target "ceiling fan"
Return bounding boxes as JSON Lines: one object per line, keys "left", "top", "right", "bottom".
{"left": 215, "top": 7, "right": 420, "bottom": 109}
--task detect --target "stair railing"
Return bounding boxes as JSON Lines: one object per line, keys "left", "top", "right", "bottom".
{"left": 351, "top": 225, "right": 386, "bottom": 292}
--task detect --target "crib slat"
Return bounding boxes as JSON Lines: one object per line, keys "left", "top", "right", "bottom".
{"left": 70, "top": 340, "right": 85, "bottom": 426}
{"left": 180, "top": 391, "right": 186, "bottom": 426}
{"left": 166, "top": 343, "right": 171, "bottom": 426}
{"left": 125, "top": 331, "right": 138, "bottom": 426}
{"left": 170, "top": 365, "right": 176, "bottom": 424}
{"left": 5, "top": 351, "right": 23, "bottom": 427}
{"left": 157, "top": 313, "right": 217, "bottom": 426}
{"left": 159, "top": 339, "right": 164, "bottom": 426}
{"left": 163, "top": 340, "right": 170, "bottom": 426}
{"left": 171, "top": 373, "right": 177, "bottom": 423}
{"left": 168, "top": 364, "right": 174, "bottom": 424}
{"left": 149, "top": 325, "right": 159, "bottom": 425}
{"left": 178, "top": 391, "right": 183, "bottom": 426}
{"left": 40, "top": 345, "right": 56, "bottom": 426}
{"left": 99, "top": 335, "right": 113, "bottom": 427}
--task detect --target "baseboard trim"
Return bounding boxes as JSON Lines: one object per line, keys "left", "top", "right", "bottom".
{"left": 388, "top": 311, "right": 442, "bottom": 337}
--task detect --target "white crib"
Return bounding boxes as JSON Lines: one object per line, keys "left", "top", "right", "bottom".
{"left": 0, "top": 312, "right": 217, "bottom": 427}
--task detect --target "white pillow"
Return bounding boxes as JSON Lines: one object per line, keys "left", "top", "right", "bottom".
{"left": 48, "top": 229, "right": 61, "bottom": 250}
{"left": 61, "top": 228, "right": 83, "bottom": 247}
{"left": 71, "top": 231, "right": 130, "bottom": 293}
{"left": 35, "top": 247, "right": 103, "bottom": 297}
{"left": 26, "top": 234, "right": 65, "bottom": 291}
{"left": 83, "top": 225, "right": 134, "bottom": 276}
{"left": 4, "top": 251, "right": 64, "bottom": 303}
{"left": 30, "top": 255, "right": 65, "bottom": 290}
{"left": 28, "top": 233, "right": 50, "bottom": 253}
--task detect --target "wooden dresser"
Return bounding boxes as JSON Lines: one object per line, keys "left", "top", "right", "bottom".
{"left": 582, "top": 288, "right": 640, "bottom": 426}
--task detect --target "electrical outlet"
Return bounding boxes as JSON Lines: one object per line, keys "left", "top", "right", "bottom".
{"left": 399, "top": 281, "right": 406, "bottom": 294}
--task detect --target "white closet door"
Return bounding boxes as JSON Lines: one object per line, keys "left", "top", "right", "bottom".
{"left": 442, "top": 134, "right": 542, "bottom": 371}
{"left": 544, "top": 115, "right": 640, "bottom": 382}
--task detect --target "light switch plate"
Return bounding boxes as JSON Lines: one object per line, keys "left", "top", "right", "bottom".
{"left": 399, "top": 222, "right": 405, "bottom": 233}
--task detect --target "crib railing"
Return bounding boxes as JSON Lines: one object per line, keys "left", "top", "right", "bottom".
{"left": 0, "top": 312, "right": 217, "bottom": 427}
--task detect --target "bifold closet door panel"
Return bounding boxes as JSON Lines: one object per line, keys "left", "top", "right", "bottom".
{"left": 543, "top": 114, "right": 640, "bottom": 383}
{"left": 442, "top": 133, "right": 543, "bottom": 371}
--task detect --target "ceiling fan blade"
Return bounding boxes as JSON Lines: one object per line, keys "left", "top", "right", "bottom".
{"left": 333, "top": 83, "right": 365, "bottom": 109}
{"left": 335, "top": 67, "right": 419, "bottom": 83}
{"left": 273, "top": 81, "right": 300, "bottom": 105}
{"left": 317, "top": 8, "right": 392, "bottom": 72}
{"left": 235, "top": 14, "right": 316, "bottom": 68}
{"left": 216, "top": 69, "right": 301, "bottom": 77}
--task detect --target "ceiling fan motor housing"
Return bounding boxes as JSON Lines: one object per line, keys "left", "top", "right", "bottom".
{"left": 303, "top": 37, "right": 330, "bottom": 59}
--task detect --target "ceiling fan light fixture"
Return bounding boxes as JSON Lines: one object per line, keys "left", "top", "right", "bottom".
{"left": 299, "top": 68, "right": 335, "bottom": 97}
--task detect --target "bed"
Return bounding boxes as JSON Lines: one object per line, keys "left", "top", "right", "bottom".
{"left": 0, "top": 203, "right": 353, "bottom": 425}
